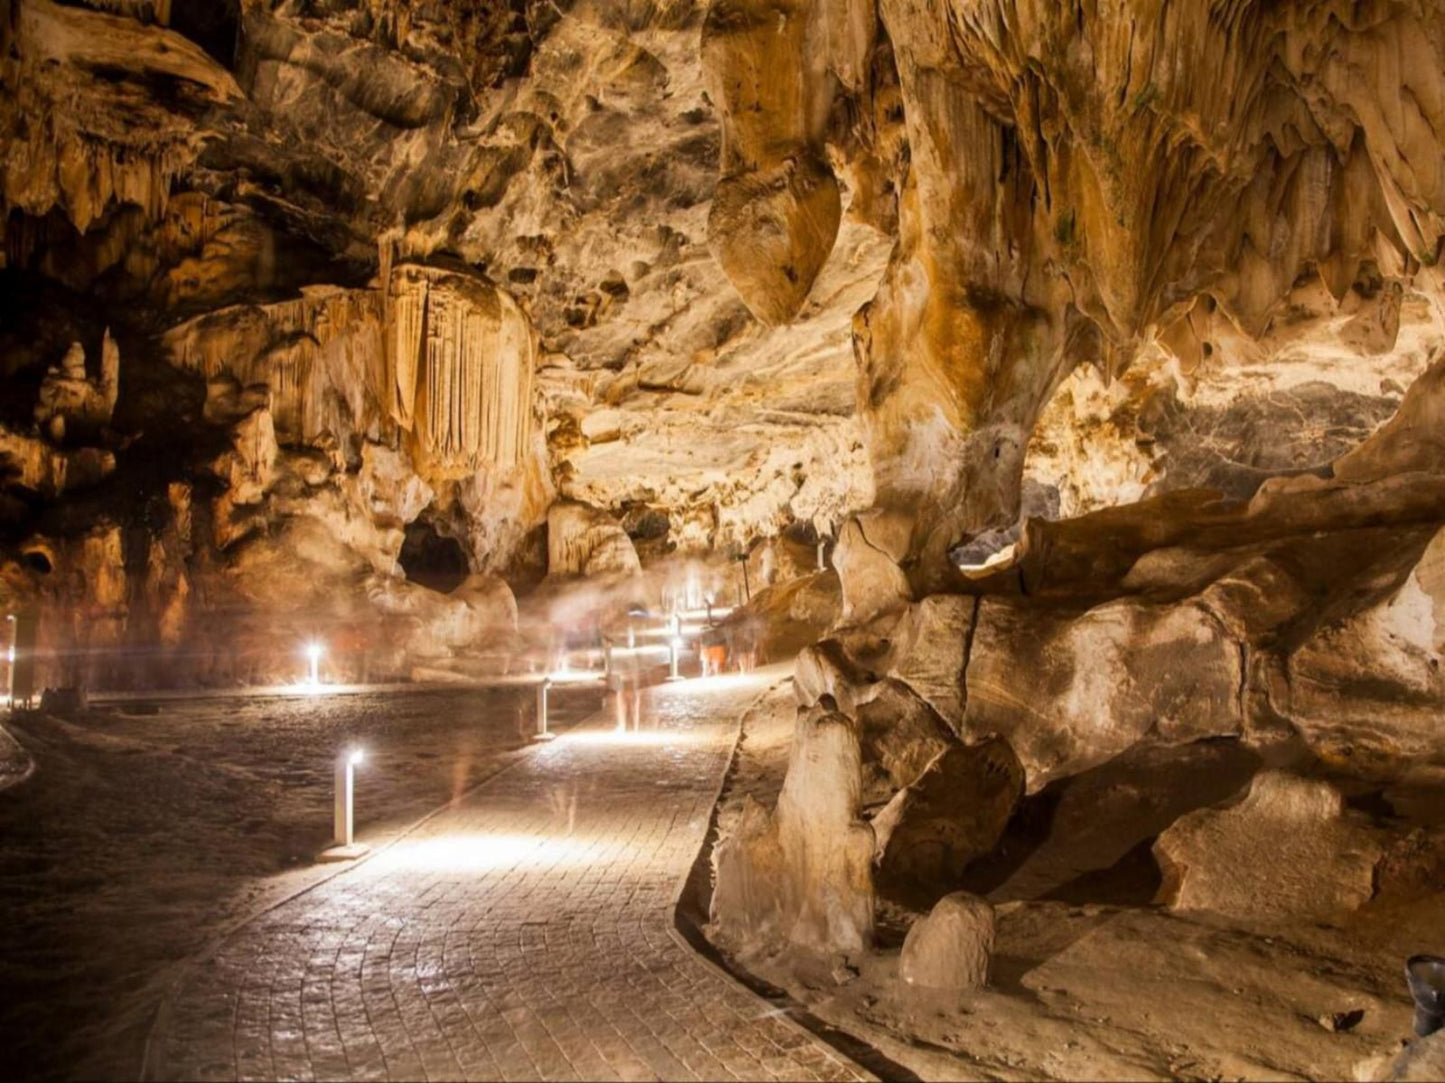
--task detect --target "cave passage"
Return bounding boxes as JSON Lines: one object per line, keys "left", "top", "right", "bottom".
{"left": 398, "top": 518, "right": 470, "bottom": 594}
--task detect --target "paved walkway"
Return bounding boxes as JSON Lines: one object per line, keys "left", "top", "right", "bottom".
{"left": 148, "top": 674, "right": 868, "bottom": 1082}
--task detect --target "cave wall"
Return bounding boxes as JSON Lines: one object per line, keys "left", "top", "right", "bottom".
{"left": 1, "top": 0, "right": 1444, "bottom": 705}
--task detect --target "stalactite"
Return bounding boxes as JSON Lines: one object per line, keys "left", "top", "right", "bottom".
{"left": 387, "top": 264, "right": 537, "bottom": 478}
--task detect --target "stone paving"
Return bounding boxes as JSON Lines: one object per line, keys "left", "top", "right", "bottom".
{"left": 148, "top": 674, "right": 869, "bottom": 1082}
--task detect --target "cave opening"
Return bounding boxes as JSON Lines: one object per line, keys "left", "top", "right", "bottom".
{"left": 170, "top": 0, "right": 241, "bottom": 68}
{"left": 399, "top": 518, "right": 470, "bottom": 594}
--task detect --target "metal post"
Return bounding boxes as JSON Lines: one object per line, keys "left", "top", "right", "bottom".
{"left": 669, "top": 638, "right": 681, "bottom": 681}
{"left": 535, "top": 677, "right": 555, "bottom": 741}
{"left": 817, "top": 540, "right": 826, "bottom": 571}
{"left": 4, "top": 615, "right": 14, "bottom": 708}
{"left": 334, "top": 752, "right": 356, "bottom": 847}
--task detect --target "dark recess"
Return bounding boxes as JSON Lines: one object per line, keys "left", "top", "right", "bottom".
{"left": 399, "top": 519, "right": 470, "bottom": 594}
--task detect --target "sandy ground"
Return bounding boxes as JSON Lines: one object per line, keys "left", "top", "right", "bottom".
{"left": 708, "top": 683, "right": 1445, "bottom": 1083}
{"left": 0, "top": 683, "right": 603, "bottom": 1082}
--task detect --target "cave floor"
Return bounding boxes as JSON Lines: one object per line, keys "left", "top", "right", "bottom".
{"left": 145, "top": 671, "right": 867, "bottom": 1083}
{"left": 710, "top": 685, "right": 1445, "bottom": 1083}
{"left": 0, "top": 684, "right": 603, "bottom": 1082}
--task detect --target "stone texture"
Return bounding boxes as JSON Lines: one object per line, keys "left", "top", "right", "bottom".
{"left": 883, "top": 594, "right": 975, "bottom": 734}
{"left": 871, "top": 738, "right": 1022, "bottom": 895}
{"left": 833, "top": 512, "right": 912, "bottom": 626}
{"left": 1154, "top": 771, "right": 1385, "bottom": 923}
{"left": 712, "top": 700, "right": 875, "bottom": 956}
{"left": 964, "top": 598, "right": 1244, "bottom": 791}
{"left": 898, "top": 892, "right": 995, "bottom": 992}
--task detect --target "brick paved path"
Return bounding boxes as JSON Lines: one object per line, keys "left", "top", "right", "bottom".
{"left": 148, "top": 675, "right": 868, "bottom": 1082}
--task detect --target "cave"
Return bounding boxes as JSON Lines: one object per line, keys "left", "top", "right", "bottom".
{"left": 168, "top": 1, "right": 239, "bottom": 67}
{"left": 3, "top": 2, "right": 1445, "bottom": 1081}
{"left": 398, "top": 517, "right": 470, "bottom": 594}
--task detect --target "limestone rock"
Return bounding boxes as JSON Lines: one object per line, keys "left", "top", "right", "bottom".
{"left": 210, "top": 408, "right": 277, "bottom": 507}
{"left": 1286, "top": 527, "right": 1445, "bottom": 766}
{"left": 712, "top": 701, "right": 875, "bottom": 955}
{"left": 34, "top": 332, "right": 118, "bottom": 439}
{"left": 1154, "top": 772, "right": 1384, "bottom": 922}
{"left": 833, "top": 513, "right": 912, "bottom": 626}
{"left": 853, "top": 679, "right": 956, "bottom": 804}
{"left": 965, "top": 598, "right": 1244, "bottom": 791}
{"left": 883, "top": 595, "right": 976, "bottom": 734}
{"left": 546, "top": 502, "right": 641, "bottom": 579}
{"left": 871, "top": 738, "right": 1023, "bottom": 894}
{"left": 794, "top": 638, "right": 875, "bottom": 718}
{"left": 898, "top": 892, "right": 995, "bottom": 992}
{"left": 0, "top": 425, "right": 114, "bottom": 498}
{"left": 708, "top": 154, "right": 842, "bottom": 326}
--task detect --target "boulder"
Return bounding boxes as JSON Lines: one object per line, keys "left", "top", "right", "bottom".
{"left": 898, "top": 892, "right": 995, "bottom": 991}
{"left": 712, "top": 701, "right": 875, "bottom": 955}
{"left": 854, "top": 679, "right": 957, "bottom": 803}
{"left": 884, "top": 594, "right": 975, "bottom": 733}
{"left": 965, "top": 597, "right": 1243, "bottom": 790}
{"left": 1154, "top": 771, "right": 1384, "bottom": 922}
{"left": 833, "top": 512, "right": 912, "bottom": 626}
{"left": 872, "top": 737, "right": 1023, "bottom": 894}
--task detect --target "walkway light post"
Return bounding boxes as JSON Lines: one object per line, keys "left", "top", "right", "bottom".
{"left": 668, "top": 636, "right": 683, "bottom": 681}
{"left": 334, "top": 748, "right": 363, "bottom": 848}
{"left": 535, "top": 677, "right": 556, "bottom": 741}
{"left": 4, "top": 614, "right": 14, "bottom": 708}
{"left": 306, "top": 641, "right": 323, "bottom": 686}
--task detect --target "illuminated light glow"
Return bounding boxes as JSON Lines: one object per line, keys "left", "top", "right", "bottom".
{"left": 303, "top": 640, "right": 325, "bottom": 686}
{"left": 371, "top": 833, "right": 611, "bottom": 874}
{"left": 546, "top": 668, "right": 605, "bottom": 685}
{"left": 561, "top": 729, "right": 702, "bottom": 748}
{"left": 348, "top": 747, "right": 365, "bottom": 767}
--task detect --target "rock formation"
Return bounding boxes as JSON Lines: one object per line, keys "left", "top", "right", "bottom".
{"left": 712, "top": 699, "right": 876, "bottom": 955}
{"left": 1155, "top": 772, "right": 1385, "bottom": 923}
{"left": 1, "top": 5, "right": 1444, "bottom": 1041}
{"left": 898, "top": 891, "right": 995, "bottom": 991}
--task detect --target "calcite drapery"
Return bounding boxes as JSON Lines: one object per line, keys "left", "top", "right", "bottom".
{"left": 388, "top": 264, "right": 538, "bottom": 479}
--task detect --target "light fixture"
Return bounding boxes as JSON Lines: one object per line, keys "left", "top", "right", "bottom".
{"left": 668, "top": 635, "right": 684, "bottom": 681}
{"left": 534, "top": 676, "right": 556, "bottom": 741}
{"left": 320, "top": 746, "right": 368, "bottom": 862}
{"left": 304, "top": 640, "right": 324, "bottom": 686}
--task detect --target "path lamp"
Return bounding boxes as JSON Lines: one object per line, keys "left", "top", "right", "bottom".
{"left": 319, "top": 748, "right": 369, "bottom": 861}
{"left": 817, "top": 538, "right": 827, "bottom": 571}
{"left": 305, "top": 640, "right": 323, "bottom": 686}
{"left": 4, "top": 614, "right": 14, "bottom": 708}
{"left": 668, "top": 636, "right": 684, "bottom": 681}
{"left": 534, "top": 676, "right": 556, "bottom": 741}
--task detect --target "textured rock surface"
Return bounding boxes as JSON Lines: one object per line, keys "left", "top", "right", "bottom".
{"left": 871, "top": 738, "right": 1022, "bottom": 895}
{"left": 712, "top": 700, "right": 875, "bottom": 955}
{"left": 1155, "top": 772, "right": 1385, "bottom": 922}
{"left": 898, "top": 891, "right": 995, "bottom": 991}
{"left": 965, "top": 598, "right": 1244, "bottom": 791}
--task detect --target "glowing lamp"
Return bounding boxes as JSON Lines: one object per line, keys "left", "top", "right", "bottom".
{"left": 534, "top": 677, "right": 556, "bottom": 742}
{"left": 321, "top": 746, "right": 369, "bottom": 861}
{"left": 304, "top": 641, "right": 324, "bottom": 686}
{"left": 668, "top": 636, "right": 683, "bottom": 681}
